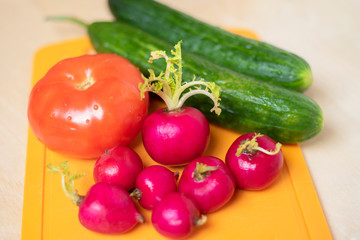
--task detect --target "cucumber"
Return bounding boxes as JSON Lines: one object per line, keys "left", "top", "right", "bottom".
{"left": 88, "top": 21, "right": 323, "bottom": 143}
{"left": 108, "top": 0, "right": 313, "bottom": 92}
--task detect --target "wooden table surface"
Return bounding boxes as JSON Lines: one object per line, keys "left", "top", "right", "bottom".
{"left": 0, "top": 0, "right": 359, "bottom": 239}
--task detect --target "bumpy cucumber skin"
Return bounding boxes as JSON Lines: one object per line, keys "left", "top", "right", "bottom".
{"left": 88, "top": 22, "right": 323, "bottom": 143}
{"left": 108, "top": 0, "right": 313, "bottom": 92}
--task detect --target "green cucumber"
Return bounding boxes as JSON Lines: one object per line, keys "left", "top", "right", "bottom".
{"left": 87, "top": 21, "right": 323, "bottom": 143}
{"left": 108, "top": 0, "right": 313, "bottom": 92}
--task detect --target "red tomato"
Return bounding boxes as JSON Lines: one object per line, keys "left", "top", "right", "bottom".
{"left": 28, "top": 54, "right": 149, "bottom": 159}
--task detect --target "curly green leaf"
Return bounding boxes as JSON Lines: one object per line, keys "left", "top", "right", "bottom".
{"left": 46, "top": 161, "right": 85, "bottom": 206}
{"left": 139, "top": 40, "right": 222, "bottom": 114}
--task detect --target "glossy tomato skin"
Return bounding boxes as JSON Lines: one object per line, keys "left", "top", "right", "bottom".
{"left": 225, "top": 133, "right": 284, "bottom": 190}
{"left": 28, "top": 54, "right": 149, "bottom": 159}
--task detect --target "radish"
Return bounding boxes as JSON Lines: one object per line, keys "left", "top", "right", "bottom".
{"left": 151, "top": 192, "right": 207, "bottom": 239}
{"left": 178, "top": 156, "right": 236, "bottom": 213}
{"left": 93, "top": 146, "right": 143, "bottom": 191}
{"left": 139, "top": 41, "right": 221, "bottom": 166}
{"left": 131, "top": 165, "right": 179, "bottom": 210}
{"left": 225, "top": 132, "right": 284, "bottom": 190}
{"left": 47, "top": 162, "right": 144, "bottom": 234}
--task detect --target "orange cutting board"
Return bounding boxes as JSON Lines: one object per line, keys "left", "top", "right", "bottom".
{"left": 22, "top": 30, "right": 332, "bottom": 240}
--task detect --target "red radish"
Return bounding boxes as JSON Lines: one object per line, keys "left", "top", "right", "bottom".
{"left": 151, "top": 192, "right": 206, "bottom": 239}
{"left": 93, "top": 146, "right": 143, "bottom": 191}
{"left": 131, "top": 165, "right": 179, "bottom": 210}
{"left": 225, "top": 132, "right": 284, "bottom": 190}
{"left": 47, "top": 162, "right": 144, "bottom": 234}
{"left": 141, "top": 107, "right": 210, "bottom": 166}
{"left": 178, "top": 156, "right": 236, "bottom": 213}
{"left": 78, "top": 182, "right": 144, "bottom": 234}
{"left": 139, "top": 41, "right": 221, "bottom": 166}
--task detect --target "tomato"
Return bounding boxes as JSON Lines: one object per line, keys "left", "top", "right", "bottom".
{"left": 28, "top": 54, "right": 149, "bottom": 159}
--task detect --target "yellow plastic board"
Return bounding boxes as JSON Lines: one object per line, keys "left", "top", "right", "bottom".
{"left": 22, "top": 32, "right": 332, "bottom": 240}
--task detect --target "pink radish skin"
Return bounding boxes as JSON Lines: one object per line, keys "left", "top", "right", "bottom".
{"left": 131, "top": 165, "right": 179, "bottom": 210}
{"left": 178, "top": 156, "right": 236, "bottom": 213}
{"left": 139, "top": 42, "right": 221, "bottom": 166}
{"left": 142, "top": 107, "right": 210, "bottom": 166}
{"left": 225, "top": 133, "right": 284, "bottom": 190}
{"left": 151, "top": 192, "right": 206, "bottom": 239}
{"left": 47, "top": 162, "right": 144, "bottom": 234}
{"left": 79, "top": 182, "right": 144, "bottom": 234}
{"left": 93, "top": 146, "right": 143, "bottom": 191}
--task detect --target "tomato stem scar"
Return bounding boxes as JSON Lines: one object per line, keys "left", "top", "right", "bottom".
{"left": 76, "top": 75, "right": 95, "bottom": 90}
